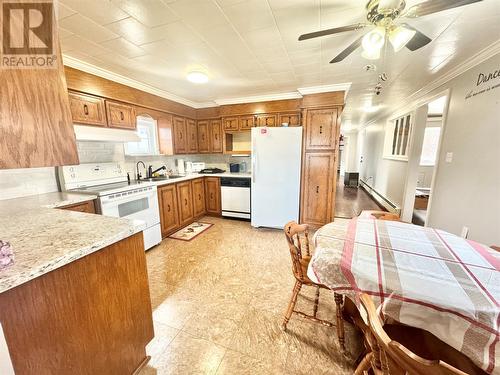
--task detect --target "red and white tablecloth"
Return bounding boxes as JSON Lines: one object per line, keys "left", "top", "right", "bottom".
{"left": 308, "top": 217, "right": 500, "bottom": 374}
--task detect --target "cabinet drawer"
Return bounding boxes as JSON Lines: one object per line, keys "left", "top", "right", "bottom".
{"left": 105, "top": 101, "right": 136, "bottom": 129}
{"left": 256, "top": 114, "right": 278, "bottom": 127}
{"left": 279, "top": 112, "right": 301, "bottom": 127}
{"left": 238, "top": 116, "right": 254, "bottom": 130}
{"left": 223, "top": 117, "right": 238, "bottom": 131}
{"left": 69, "top": 92, "right": 106, "bottom": 127}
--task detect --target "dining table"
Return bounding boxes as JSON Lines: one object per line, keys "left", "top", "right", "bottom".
{"left": 307, "top": 217, "right": 500, "bottom": 374}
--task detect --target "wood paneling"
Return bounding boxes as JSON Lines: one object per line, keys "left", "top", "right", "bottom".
{"left": 157, "top": 114, "right": 174, "bottom": 155}
{"left": 238, "top": 115, "right": 254, "bottom": 130}
{"left": 176, "top": 181, "right": 194, "bottom": 226}
{"left": 223, "top": 117, "right": 238, "bottom": 131}
{"left": 0, "top": 233, "right": 153, "bottom": 374}
{"left": 205, "top": 177, "right": 221, "bottom": 215}
{"left": 210, "top": 120, "right": 223, "bottom": 153}
{"left": 173, "top": 116, "right": 187, "bottom": 154}
{"left": 60, "top": 200, "right": 96, "bottom": 214}
{"left": 256, "top": 114, "right": 278, "bottom": 127}
{"left": 300, "top": 153, "right": 336, "bottom": 226}
{"left": 158, "top": 184, "right": 180, "bottom": 237}
{"left": 65, "top": 66, "right": 196, "bottom": 118}
{"left": 68, "top": 91, "right": 106, "bottom": 126}
{"left": 196, "top": 106, "right": 220, "bottom": 119}
{"left": 304, "top": 108, "right": 338, "bottom": 151}
{"left": 279, "top": 112, "right": 301, "bottom": 126}
{"left": 219, "top": 99, "right": 301, "bottom": 116}
{"left": 186, "top": 119, "right": 198, "bottom": 153}
{"left": 197, "top": 120, "right": 210, "bottom": 153}
{"left": 105, "top": 100, "right": 137, "bottom": 129}
{"left": 1, "top": 39, "right": 78, "bottom": 168}
{"left": 192, "top": 178, "right": 206, "bottom": 218}
{"left": 301, "top": 92, "right": 344, "bottom": 108}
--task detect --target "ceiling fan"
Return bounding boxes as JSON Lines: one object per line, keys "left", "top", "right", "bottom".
{"left": 298, "top": 0, "right": 483, "bottom": 63}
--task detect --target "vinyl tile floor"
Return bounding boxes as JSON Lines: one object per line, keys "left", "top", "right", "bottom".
{"left": 140, "top": 216, "right": 363, "bottom": 375}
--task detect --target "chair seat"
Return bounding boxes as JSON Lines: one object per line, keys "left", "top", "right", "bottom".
{"left": 296, "top": 255, "right": 329, "bottom": 288}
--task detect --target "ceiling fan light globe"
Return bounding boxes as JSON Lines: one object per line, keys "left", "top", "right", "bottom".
{"left": 361, "top": 27, "right": 386, "bottom": 52}
{"left": 361, "top": 48, "right": 381, "bottom": 60}
{"left": 389, "top": 26, "right": 416, "bottom": 52}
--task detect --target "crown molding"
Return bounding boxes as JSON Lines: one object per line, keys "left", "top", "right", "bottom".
{"left": 297, "top": 83, "right": 351, "bottom": 98}
{"left": 63, "top": 55, "right": 216, "bottom": 109}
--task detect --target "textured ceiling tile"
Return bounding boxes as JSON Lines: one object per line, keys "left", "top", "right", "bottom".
{"left": 111, "top": 0, "right": 179, "bottom": 27}
{"left": 60, "top": 0, "right": 128, "bottom": 25}
{"left": 222, "top": 0, "right": 276, "bottom": 33}
{"left": 59, "top": 14, "right": 119, "bottom": 43}
{"left": 106, "top": 17, "right": 167, "bottom": 45}
{"left": 101, "top": 37, "right": 147, "bottom": 58}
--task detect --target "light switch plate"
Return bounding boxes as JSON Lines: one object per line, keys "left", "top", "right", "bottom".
{"left": 445, "top": 152, "right": 453, "bottom": 163}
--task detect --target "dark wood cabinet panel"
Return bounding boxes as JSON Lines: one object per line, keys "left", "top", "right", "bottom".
{"left": 300, "top": 153, "right": 336, "bottom": 226}
{"left": 176, "top": 181, "right": 194, "bottom": 226}
{"left": 210, "top": 120, "right": 223, "bottom": 153}
{"left": 60, "top": 200, "right": 96, "bottom": 214}
{"left": 279, "top": 112, "right": 301, "bottom": 127}
{"left": 304, "top": 108, "right": 338, "bottom": 151}
{"left": 105, "top": 100, "right": 136, "bottom": 129}
{"left": 186, "top": 118, "right": 198, "bottom": 153}
{"left": 223, "top": 117, "right": 238, "bottom": 131}
{"left": 173, "top": 116, "right": 187, "bottom": 154}
{"left": 69, "top": 92, "right": 107, "bottom": 127}
{"left": 158, "top": 114, "right": 174, "bottom": 155}
{"left": 238, "top": 115, "right": 254, "bottom": 130}
{"left": 256, "top": 114, "right": 278, "bottom": 127}
{"left": 158, "top": 184, "right": 180, "bottom": 237}
{"left": 192, "top": 178, "right": 206, "bottom": 218}
{"left": 205, "top": 177, "right": 221, "bottom": 215}
{"left": 197, "top": 120, "right": 210, "bottom": 153}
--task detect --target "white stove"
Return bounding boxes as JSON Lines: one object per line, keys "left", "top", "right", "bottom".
{"left": 59, "top": 163, "right": 162, "bottom": 251}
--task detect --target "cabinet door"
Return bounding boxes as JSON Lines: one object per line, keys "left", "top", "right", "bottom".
{"left": 256, "top": 114, "right": 278, "bottom": 127}
{"left": 60, "top": 200, "right": 96, "bottom": 214}
{"left": 105, "top": 101, "right": 136, "bottom": 129}
{"left": 205, "top": 177, "right": 221, "bottom": 215}
{"left": 68, "top": 92, "right": 107, "bottom": 127}
{"left": 197, "top": 120, "right": 210, "bottom": 153}
{"left": 301, "top": 153, "right": 336, "bottom": 226}
{"left": 176, "top": 181, "right": 194, "bottom": 226}
{"left": 304, "top": 108, "right": 338, "bottom": 151}
{"left": 223, "top": 117, "right": 238, "bottom": 131}
{"left": 238, "top": 116, "right": 254, "bottom": 130}
{"left": 173, "top": 116, "right": 187, "bottom": 154}
{"left": 279, "top": 112, "right": 301, "bottom": 127}
{"left": 192, "top": 178, "right": 206, "bottom": 217}
{"left": 158, "top": 184, "right": 180, "bottom": 237}
{"left": 210, "top": 120, "right": 223, "bottom": 153}
{"left": 186, "top": 119, "right": 198, "bottom": 153}
{"left": 158, "top": 114, "right": 174, "bottom": 155}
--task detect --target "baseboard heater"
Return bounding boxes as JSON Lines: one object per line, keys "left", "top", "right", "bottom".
{"left": 359, "top": 180, "right": 400, "bottom": 214}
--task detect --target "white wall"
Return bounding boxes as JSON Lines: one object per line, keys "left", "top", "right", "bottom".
{"left": 343, "top": 131, "right": 359, "bottom": 173}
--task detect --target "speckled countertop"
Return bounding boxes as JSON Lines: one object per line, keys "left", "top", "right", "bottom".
{"left": 0, "top": 192, "right": 146, "bottom": 294}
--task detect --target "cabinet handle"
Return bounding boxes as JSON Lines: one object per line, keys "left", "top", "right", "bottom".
{"left": 83, "top": 104, "right": 89, "bottom": 115}
{"left": 316, "top": 186, "right": 319, "bottom": 193}
{"left": 210, "top": 193, "right": 213, "bottom": 199}
{"left": 214, "top": 134, "right": 218, "bottom": 140}
{"left": 167, "top": 204, "right": 171, "bottom": 212}
{"left": 180, "top": 132, "right": 183, "bottom": 139}
{"left": 202, "top": 134, "right": 205, "bottom": 140}
{"left": 319, "top": 125, "right": 323, "bottom": 134}
{"left": 184, "top": 198, "right": 187, "bottom": 206}
{"left": 120, "top": 111, "right": 124, "bottom": 121}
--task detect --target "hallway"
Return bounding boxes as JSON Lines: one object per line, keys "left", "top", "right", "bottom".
{"left": 334, "top": 175, "right": 383, "bottom": 219}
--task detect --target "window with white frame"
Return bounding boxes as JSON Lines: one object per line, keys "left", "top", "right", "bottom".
{"left": 385, "top": 114, "right": 412, "bottom": 159}
{"left": 124, "top": 116, "right": 159, "bottom": 156}
{"left": 420, "top": 126, "right": 441, "bottom": 166}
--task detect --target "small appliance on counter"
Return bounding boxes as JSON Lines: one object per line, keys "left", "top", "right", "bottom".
{"left": 199, "top": 168, "right": 225, "bottom": 174}
{"left": 229, "top": 163, "right": 240, "bottom": 173}
{"left": 185, "top": 161, "right": 193, "bottom": 174}
{"left": 192, "top": 162, "right": 206, "bottom": 173}
{"left": 176, "top": 159, "right": 185, "bottom": 175}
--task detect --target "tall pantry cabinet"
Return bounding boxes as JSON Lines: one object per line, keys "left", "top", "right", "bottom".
{"left": 300, "top": 106, "right": 341, "bottom": 227}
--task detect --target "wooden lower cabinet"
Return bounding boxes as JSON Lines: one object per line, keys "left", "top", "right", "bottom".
{"left": 60, "top": 200, "right": 96, "bottom": 214}
{"left": 300, "top": 152, "right": 336, "bottom": 226}
{"left": 176, "top": 181, "right": 195, "bottom": 226}
{"left": 158, "top": 184, "right": 180, "bottom": 237}
{"left": 192, "top": 178, "right": 206, "bottom": 217}
{"left": 205, "top": 177, "right": 221, "bottom": 215}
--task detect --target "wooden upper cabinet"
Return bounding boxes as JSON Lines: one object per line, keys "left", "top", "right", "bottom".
{"left": 300, "top": 152, "right": 336, "bottom": 226}
{"left": 158, "top": 184, "right": 179, "bottom": 237}
{"left": 197, "top": 120, "right": 210, "bottom": 153}
{"left": 68, "top": 92, "right": 106, "bottom": 127}
{"left": 238, "top": 116, "right": 254, "bottom": 130}
{"left": 157, "top": 114, "right": 174, "bottom": 155}
{"left": 304, "top": 108, "right": 339, "bottom": 151}
{"left": 210, "top": 120, "right": 223, "bottom": 153}
{"left": 105, "top": 101, "right": 136, "bottom": 129}
{"left": 186, "top": 119, "right": 198, "bottom": 153}
{"left": 223, "top": 117, "right": 238, "bottom": 131}
{"left": 256, "top": 114, "right": 278, "bottom": 127}
{"left": 205, "top": 177, "right": 221, "bottom": 215}
{"left": 192, "top": 178, "right": 206, "bottom": 217}
{"left": 176, "top": 181, "right": 194, "bottom": 226}
{"left": 173, "top": 116, "right": 187, "bottom": 154}
{"left": 279, "top": 112, "right": 301, "bottom": 127}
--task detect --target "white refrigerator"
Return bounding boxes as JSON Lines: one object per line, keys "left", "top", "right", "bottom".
{"left": 251, "top": 127, "right": 303, "bottom": 228}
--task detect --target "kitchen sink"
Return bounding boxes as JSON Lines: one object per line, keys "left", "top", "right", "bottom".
{"left": 141, "top": 175, "right": 184, "bottom": 182}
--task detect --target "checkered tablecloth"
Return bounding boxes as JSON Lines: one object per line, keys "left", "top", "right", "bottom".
{"left": 308, "top": 217, "right": 500, "bottom": 374}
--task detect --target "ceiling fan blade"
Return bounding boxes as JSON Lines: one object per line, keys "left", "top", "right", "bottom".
{"left": 298, "top": 23, "right": 366, "bottom": 41}
{"left": 330, "top": 36, "right": 363, "bottom": 63}
{"left": 404, "top": 0, "right": 483, "bottom": 18}
{"left": 401, "top": 24, "right": 432, "bottom": 51}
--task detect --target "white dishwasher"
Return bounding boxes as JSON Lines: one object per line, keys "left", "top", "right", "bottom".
{"left": 220, "top": 177, "right": 251, "bottom": 219}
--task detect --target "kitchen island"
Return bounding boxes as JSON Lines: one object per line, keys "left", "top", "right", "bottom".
{"left": 0, "top": 193, "right": 154, "bottom": 374}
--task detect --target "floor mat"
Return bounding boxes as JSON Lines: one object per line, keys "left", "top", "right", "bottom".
{"left": 168, "top": 222, "right": 213, "bottom": 241}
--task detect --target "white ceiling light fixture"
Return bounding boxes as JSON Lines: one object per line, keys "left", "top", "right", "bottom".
{"left": 389, "top": 26, "right": 417, "bottom": 52}
{"left": 187, "top": 71, "right": 208, "bottom": 84}
{"left": 361, "top": 48, "right": 381, "bottom": 60}
{"left": 362, "top": 27, "right": 386, "bottom": 52}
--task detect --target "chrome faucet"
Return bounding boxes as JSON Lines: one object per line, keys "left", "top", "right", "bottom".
{"left": 136, "top": 161, "right": 146, "bottom": 180}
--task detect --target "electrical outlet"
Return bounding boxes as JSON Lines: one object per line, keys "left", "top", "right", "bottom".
{"left": 445, "top": 152, "right": 453, "bottom": 163}
{"left": 461, "top": 226, "right": 469, "bottom": 239}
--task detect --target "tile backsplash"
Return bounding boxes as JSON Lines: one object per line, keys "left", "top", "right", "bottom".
{"left": 0, "top": 167, "right": 59, "bottom": 200}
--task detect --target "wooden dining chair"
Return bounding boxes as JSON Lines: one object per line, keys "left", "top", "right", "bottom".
{"left": 360, "top": 210, "right": 401, "bottom": 221}
{"left": 282, "top": 221, "right": 346, "bottom": 350}
{"left": 491, "top": 245, "right": 500, "bottom": 252}
{"left": 355, "top": 293, "right": 468, "bottom": 375}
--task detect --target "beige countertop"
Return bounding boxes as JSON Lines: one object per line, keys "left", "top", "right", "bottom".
{"left": 0, "top": 192, "right": 146, "bottom": 294}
